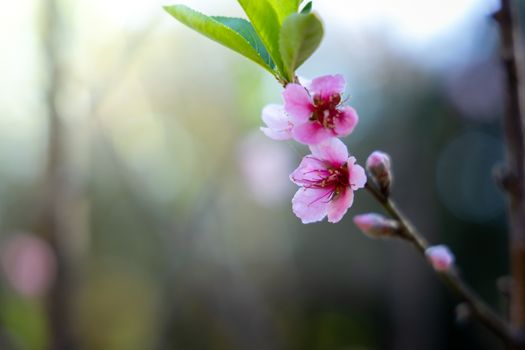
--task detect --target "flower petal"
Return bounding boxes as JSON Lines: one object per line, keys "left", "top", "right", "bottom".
{"left": 261, "top": 104, "right": 287, "bottom": 128}
{"left": 327, "top": 188, "right": 354, "bottom": 223}
{"left": 297, "top": 76, "right": 312, "bottom": 90}
{"left": 292, "top": 187, "right": 331, "bottom": 223}
{"left": 310, "top": 75, "right": 346, "bottom": 99}
{"left": 347, "top": 157, "right": 367, "bottom": 189}
{"left": 283, "top": 84, "right": 313, "bottom": 123}
{"left": 290, "top": 156, "right": 328, "bottom": 186}
{"left": 309, "top": 138, "right": 349, "bottom": 165}
{"left": 333, "top": 106, "right": 359, "bottom": 137}
{"left": 260, "top": 104, "right": 292, "bottom": 140}
{"left": 292, "top": 122, "right": 333, "bottom": 145}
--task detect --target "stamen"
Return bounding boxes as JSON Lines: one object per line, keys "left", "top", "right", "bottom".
{"left": 307, "top": 190, "right": 332, "bottom": 206}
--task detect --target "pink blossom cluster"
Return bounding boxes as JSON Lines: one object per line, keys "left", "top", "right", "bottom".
{"left": 261, "top": 75, "right": 366, "bottom": 223}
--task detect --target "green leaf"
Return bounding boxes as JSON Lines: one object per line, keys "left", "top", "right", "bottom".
{"left": 212, "top": 16, "right": 274, "bottom": 69}
{"left": 164, "top": 5, "right": 274, "bottom": 73}
{"left": 267, "top": 0, "right": 303, "bottom": 23}
{"left": 300, "top": 1, "right": 313, "bottom": 14}
{"left": 279, "top": 12, "right": 324, "bottom": 82}
{"left": 237, "top": 0, "right": 285, "bottom": 77}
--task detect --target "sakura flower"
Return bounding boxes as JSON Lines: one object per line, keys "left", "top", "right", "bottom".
{"left": 290, "top": 138, "right": 367, "bottom": 223}
{"left": 284, "top": 74, "right": 359, "bottom": 145}
{"left": 260, "top": 104, "right": 293, "bottom": 140}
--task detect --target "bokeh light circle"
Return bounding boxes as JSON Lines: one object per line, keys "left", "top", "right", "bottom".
{"left": 436, "top": 131, "right": 505, "bottom": 222}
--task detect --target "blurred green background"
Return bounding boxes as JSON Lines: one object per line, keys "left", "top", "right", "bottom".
{"left": 0, "top": 0, "right": 515, "bottom": 349}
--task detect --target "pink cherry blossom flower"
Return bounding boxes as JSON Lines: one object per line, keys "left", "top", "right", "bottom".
{"left": 290, "top": 138, "right": 367, "bottom": 223}
{"left": 425, "top": 245, "right": 455, "bottom": 272}
{"left": 260, "top": 104, "right": 293, "bottom": 140}
{"left": 284, "top": 74, "right": 359, "bottom": 145}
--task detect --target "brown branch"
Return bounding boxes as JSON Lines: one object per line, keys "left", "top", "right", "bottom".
{"left": 365, "top": 182, "right": 523, "bottom": 347}
{"left": 494, "top": 0, "right": 525, "bottom": 342}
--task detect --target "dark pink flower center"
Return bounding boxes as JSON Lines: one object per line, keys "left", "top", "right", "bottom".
{"left": 310, "top": 93, "right": 342, "bottom": 129}
{"left": 305, "top": 162, "right": 349, "bottom": 199}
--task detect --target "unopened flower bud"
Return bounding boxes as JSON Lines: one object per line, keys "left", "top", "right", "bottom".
{"left": 366, "top": 151, "right": 392, "bottom": 194}
{"left": 425, "top": 245, "right": 455, "bottom": 272}
{"left": 353, "top": 213, "right": 400, "bottom": 239}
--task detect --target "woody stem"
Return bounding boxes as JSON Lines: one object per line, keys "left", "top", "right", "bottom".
{"left": 365, "top": 182, "right": 522, "bottom": 347}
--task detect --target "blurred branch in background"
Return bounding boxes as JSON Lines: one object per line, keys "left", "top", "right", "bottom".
{"left": 494, "top": 0, "right": 525, "bottom": 344}
{"left": 39, "top": 0, "right": 77, "bottom": 348}
{"left": 37, "top": 1, "right": 161, "bottom": 349}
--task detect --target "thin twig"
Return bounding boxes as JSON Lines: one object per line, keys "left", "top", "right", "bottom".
{"left": 365, "top": 182, "right": 522, "bottom": 347}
